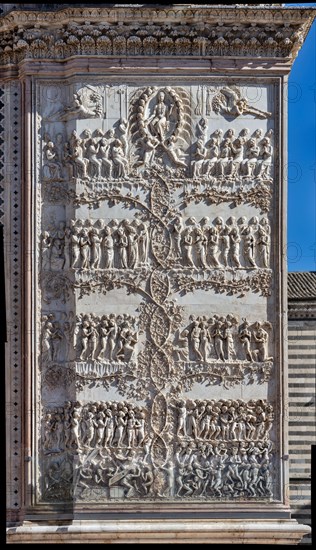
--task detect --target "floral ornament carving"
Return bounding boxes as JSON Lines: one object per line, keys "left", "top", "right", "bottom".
{"left": 173, "top": 270, "right": 272, "bottom": 298}
{"left": 41, "top": 272, "right": 73, "bottom": 304}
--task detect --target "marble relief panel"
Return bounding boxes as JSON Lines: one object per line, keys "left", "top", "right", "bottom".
{"left": 36, "top": 79, "right": 279, "bottom": 504}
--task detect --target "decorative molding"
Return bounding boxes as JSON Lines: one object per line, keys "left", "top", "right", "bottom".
{"left": 4, "top": 81, "right": 23, "bottom": 520}
{"left": 0, "top": 6, "right": 314, "bottom": 67}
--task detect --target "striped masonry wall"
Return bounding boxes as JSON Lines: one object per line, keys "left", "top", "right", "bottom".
{"left": 288, "top": 272, "right": 316, "bottom": 545}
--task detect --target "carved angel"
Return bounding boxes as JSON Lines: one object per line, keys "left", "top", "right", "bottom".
{"left": 212, "top": 86, "right": 272, "bottom": 119}
{"left": 49, "top": 86, "right": 103, "bottom": 121}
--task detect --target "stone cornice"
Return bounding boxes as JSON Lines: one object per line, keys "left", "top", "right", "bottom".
{"left": 0, "top": 6, "right": 314, "bottom": 69}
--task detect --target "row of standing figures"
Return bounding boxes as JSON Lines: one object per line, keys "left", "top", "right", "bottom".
{"left": 174, "top": 317, "right": 272, "bottom": 364}
{"left": 43, "top": 402, "right": 147, "bottom": 454}
{"left": 171, "top": 216, "right": 271, "bottom": 269}
{"left": 41, "top": 219, "right": 150, "bottom": 272}
{"left": 175, "top": 399, "right": 273, "bottom": 443}
{"left": 42, "top": 215, "right": 271, "bottom": 272}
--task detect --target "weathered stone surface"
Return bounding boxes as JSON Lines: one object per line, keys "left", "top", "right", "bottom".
{"left": 3, "top": 3, "right": 314, "bottom": 544}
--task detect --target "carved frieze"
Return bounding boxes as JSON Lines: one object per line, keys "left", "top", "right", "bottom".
{"left": 41, "top": 398, "right": 274, "bottom": 502}
{"left": 0, "top": 6, "right": 313, "bottom": 67}
{"left": 36, "top": 78, "right": 277, "bottom": 506}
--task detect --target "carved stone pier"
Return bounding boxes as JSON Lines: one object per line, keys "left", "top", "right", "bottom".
{"left": 3, "top": 3, "right": 315, "bottom": 544}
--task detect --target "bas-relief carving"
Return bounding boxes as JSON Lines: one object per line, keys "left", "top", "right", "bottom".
{"left": 37, "top": 80, "right": 278, "bottom": 505}
{"left": 41, "top": 215, "right": 270, "bottom": 273}
{"left": 41, "top": 398, "right": 274, "bottom": 502}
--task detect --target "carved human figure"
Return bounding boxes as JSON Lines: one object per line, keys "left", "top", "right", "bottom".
{"left": 138, "top": 221, "right": 149, "bottom": 265}
{"left": 98, "top": 137, "right": 113, "bottom": 179}
{"left": 134, "top": 411, "right": 146, "bottom": 446}
{"left": 122, "top": 330, "right": 138, "bottom": 362}
{"left": 126, "top": 411, "right": 136, "bottom": 448}
{"left": 192, "top": 139, "right": 207, "bottom": 178}
{"left": 200, "top": 320, "right": 210, "bottom": 362}
{"left": 43, "top": 413, "right": 55, "bottom": 451}
{"left": 205, "top": 138, "right": 219, "bottom": 177}
{"left": 263, "top": 405, "right": 274, "bottom": 441}
{"left": 79, "top": 320, "right": 90, "bottom": 361}
{"left": 239, "top": 320, "right": 253, "bottom": 361}
{"left": 102, "top": 226, "right": 114, "bottom": 269}
{"left": 257, "top": 136, "right": 273, "bottom": 179}
{"left": 50, "top": 237, "right": 64, "bottom": 271}
{"left": 230, "top": 227, "right": 241, "bottom": 268}
{"left": 104, "top": 408, "right": 115, "bottom": 447}
{"left": 97, "top": 317, "right": 109, "bottom": 361}
{"left": 230, "top": 137, "right": 244, "bottom": 177}
{"left": 162, "top": 135, "right": 187, "bottom": 168}
{"left": 252, "top": 322, "right": 271, "bottom": 362}
{"left": 212, "top": 319, "right": 225, "bottom": 361}
{"left": 242, "top": 138, "right": 260, "bottom": 177}
{"left": 83, "top": 411, "right": 98, "bottom": 448}
{"left": 116, "top": 226, "right": 128, "bottom": 269}
{"left": 217, "top": 138, "right": 231, "bottom": 177}
{"left": 42, "top": 316, "right": 54, "bottom": 362}
{"left": 87, "top": 319, "right": 99, "bottom": 361}
{"left": 147, "top": 90, "right": 173, "bottom": 142}
{"left": 191, "top": 321, "right": 203, "bottom": 361}
{"left": 95, "top": 411, "right": 106, "bottom": 447}
{"left": 181, "top": 227, "right": 194, "bottom": 268}
{"left": 90, "top": 227, "right": 102, "bottom": 269}
{"left": 107, "top": 317, "right": 118, "bottom": 361}
{"left": 222, "top": 320, "right": 236, "bottom": 361}
{"left": 194, "top": 226, "right": 208, "bottom": 269}
{"left": 63, "top": 319, "right": 73, "bottom": 360}
{"left": 196, "top": 118, "right": 208, "bottom": 143}
{"left": 41, "top": 231, "right": 51, "bottom": 270}
{"left": 214, "top": 87, "right": 272, "bottom": 119}
{"left": 71, "top": 225, "right": 81, "bottom": 269}
{"left": 80, "top": 228, "right": 91, "bottom": 269}
{"left": 118, "top": 118, "right": 128, "bottom": 155}
{"left": 257, "top": 217, "right": 270, "bottom": 268}
{"left": 220, "top": 225, "right": 230, "bottom": 267}
{"left": 72, "top": 137, "right": 88, "bottom": 179}
{"left": 174, "top": 329, "right": 190, "bottom": 362}
{"left": 199, "top": 404, "right": 213, "bottom": 439}
{"left": 43, "top": 140, "right": 62, "bottom": 180}
{"left": 208, "top": 227, "right": 221, "bottom": 267}
{"left": 177, "top": 401, "right": 187, "bottom": 437}
{"left": 242, "top": 225, "right": 257, "bottom": 268}
{"left": 112, "top": 139, "right": 128, "bottom": 179}
{"left": 126, "top": 222, "right": 139, "bottom": 269}
{"left": 171, "top": 217, "right": 183, "bottom": 259}
{"left": 115, "top": 410, "right": 127, "bottom": 447}
{"left": 142, "top": 135, "right": 159, "bottom": 167}
{"left": 87, "top": 138, "right": 101, "bottom": 178}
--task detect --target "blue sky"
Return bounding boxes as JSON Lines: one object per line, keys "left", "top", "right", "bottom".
{"left": 287, "top": 3, "right": 316, "bottom": 271}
